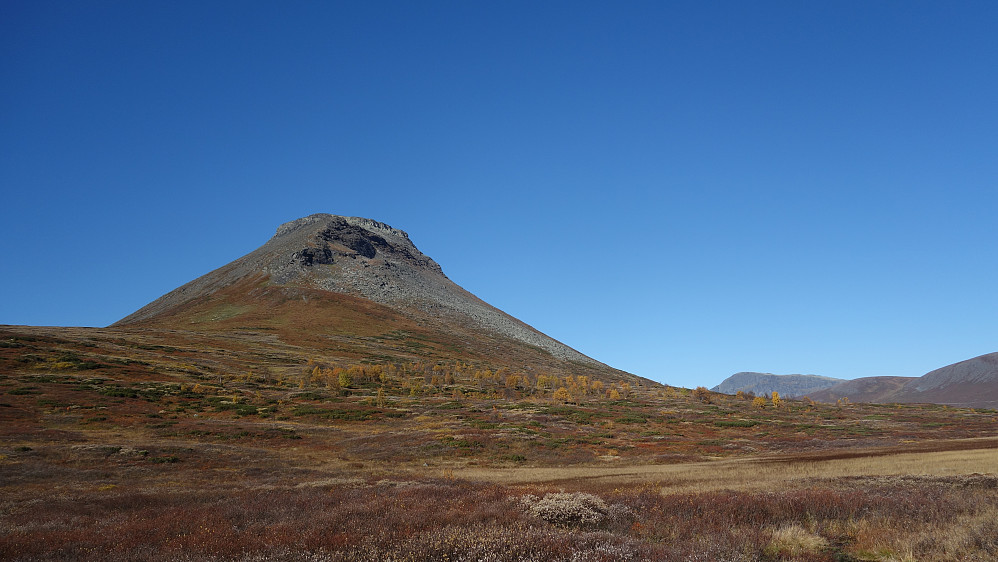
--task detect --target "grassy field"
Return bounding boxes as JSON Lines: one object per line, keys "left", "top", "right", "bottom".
{"left": 452, "top": 441, "right": 998, "bottom": 490}
{"left": 2, "top": 325, "right": 997, "bottom": 561}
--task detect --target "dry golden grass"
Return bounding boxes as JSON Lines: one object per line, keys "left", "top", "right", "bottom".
{"left": 4, "top": 323, "right": 998, "bottom": 560}
{"left": 765, "top": 523, "right": 830, "bottom": 558}
{"left": 449, "top": 443, "right": 998, "bottom": 492}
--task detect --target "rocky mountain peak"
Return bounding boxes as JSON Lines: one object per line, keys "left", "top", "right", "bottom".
{"left": 274, "top": 214, "right": 414, "bottom": 247}
{"left": 115, "top": 213, "right": 602, "bottom": 367}
{"left": 268, "top": 214, "right": 443, "bottom": 276}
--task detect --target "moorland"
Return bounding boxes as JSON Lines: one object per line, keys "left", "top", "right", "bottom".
{"left": 2, "top": 323, "right": 997, "bottom": 561}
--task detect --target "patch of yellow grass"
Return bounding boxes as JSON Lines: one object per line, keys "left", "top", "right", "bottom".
{"left": 449, "top": 444, "right": 998, "bottom": 492}
{"left": 764, "top": 524, "right": 828, "bottom": 558}
{"left": 850, "top": 504, "right": 998, "bottom": 562}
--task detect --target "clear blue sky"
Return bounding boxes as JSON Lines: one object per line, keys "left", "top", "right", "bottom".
{"left": 2, "top": 1, "right": 996, "bottom": 388}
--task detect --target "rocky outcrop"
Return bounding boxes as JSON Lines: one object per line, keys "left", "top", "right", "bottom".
{"left": 293, "top": 245, "right": 335, "bottom": 267}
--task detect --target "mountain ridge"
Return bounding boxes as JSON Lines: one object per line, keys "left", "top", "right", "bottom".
{"left": 807, "top": 352, "right": 998, "bottom": 408}
{"left": 712, "top": 372, "right": 846, "bottom": 397}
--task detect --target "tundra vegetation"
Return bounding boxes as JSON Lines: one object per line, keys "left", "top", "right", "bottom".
{"left": 2, "top": 326, "right": 997, "bottom": 561}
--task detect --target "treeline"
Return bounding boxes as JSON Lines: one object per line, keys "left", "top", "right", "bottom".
{"left": 285, "top": 360, "right": 635, "bottom": 403}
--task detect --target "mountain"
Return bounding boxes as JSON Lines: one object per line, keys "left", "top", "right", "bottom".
{"left": 115, "top": 213, "right": 641, "bottom": 383}
{"left": 808, "top": 353, "right": 998, "bottom": 408}
{"left": 711, "top": 372, "right": 846, "bottom": 398}
{"left": 806, "top": 376, "right": 917, "bottom": 404}
{"left": 902, "top": 352, "right": 998, "bottom": 404}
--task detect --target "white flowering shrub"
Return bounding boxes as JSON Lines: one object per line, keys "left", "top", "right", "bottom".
{"left": 520, "top": 492, "right": 612, "bottom": 526}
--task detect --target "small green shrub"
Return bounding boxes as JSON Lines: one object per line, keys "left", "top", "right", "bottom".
{"left": 714, "top": 420, "right": 758, "bottom": 428}
{"left": 8, "top": 387, "right": 39, "bottom": 395}
{"left": 97, "top": 386, "right": 138, "bottom": 398}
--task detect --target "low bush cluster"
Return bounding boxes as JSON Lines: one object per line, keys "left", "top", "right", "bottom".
{"left": 520, "top": 492, "right": 612, "bottom": 526}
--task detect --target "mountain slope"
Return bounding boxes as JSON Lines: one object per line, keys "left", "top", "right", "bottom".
{"left": 807, "top": 353, "right": 998, "bottom": 408}
{"left": 712, "top": 372, "right": 846, "bottom": 397}
{"left": 892, "top": 352, "right": 998, "bottom": 407}
{"left": 806, "top": 376, "right": 917, "bottom": 404}
{"left": 115, "top": 213, "right": 640, "bottom": 383}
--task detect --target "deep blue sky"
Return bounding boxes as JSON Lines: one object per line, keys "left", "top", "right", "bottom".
{"left": 2, "top": 2, "right": 996, "bottom": 388}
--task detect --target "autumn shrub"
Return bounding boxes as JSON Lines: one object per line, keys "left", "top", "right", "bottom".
{"left": 692, "top": 386, "right": 711, "bottom": 403}
{"left": 520, "top": 492, "right": 631, "bottom": 527}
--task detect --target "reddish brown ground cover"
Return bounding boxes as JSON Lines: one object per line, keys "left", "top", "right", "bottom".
{"left": 2, "top": 325, "right": 998, "bottom": 560}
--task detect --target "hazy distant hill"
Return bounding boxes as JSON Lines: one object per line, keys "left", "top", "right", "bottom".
{"left": 809, "top": 353, "right": 998, "bottom": 408}
{"left": 711, "top": 372, "right": 846, "bottom": 398}
{"left": 903, "top": 352, "right": 998, "bottom": 404}
{"left": 807, "top": 376, "right": 916, "bottom": 404}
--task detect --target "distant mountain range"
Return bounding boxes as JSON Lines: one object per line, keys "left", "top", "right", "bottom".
{"left": 715, "top": 353, "right": 998, "bottom": 408}
{"left": 711, "top": 372, "right": 846, "bottom": 398}
{"left": 809, "top": 353, "right": 998, "bottom": 408}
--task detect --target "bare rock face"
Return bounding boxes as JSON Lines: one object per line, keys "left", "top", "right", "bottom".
{"left": 116, "top": 213, "right": 599, "bottom": 366}
{"left": 277, "top": 215, "right": 440, "bottom": 275}
{"left": 264, "top": 215, "right": 448, "bottom": 306}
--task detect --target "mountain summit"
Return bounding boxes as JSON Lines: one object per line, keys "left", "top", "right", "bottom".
{"left": 117, "top": 214, "right": 624, "bottom": 378}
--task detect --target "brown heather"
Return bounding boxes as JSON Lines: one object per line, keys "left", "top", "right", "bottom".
{"left": 3, "top": 324, "right": 998, "bottom": 560}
